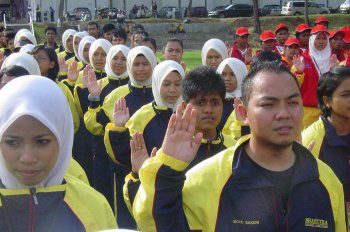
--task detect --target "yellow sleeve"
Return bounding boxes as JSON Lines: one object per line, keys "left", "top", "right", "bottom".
{"left": 66, "top": 158, "right": 90, "bottom": 185}
{"left": 84, "top": 106, "right": 106, "bottom": 136}
{"left": 291, "top": 65, "right": 305, "bottom": 87}
{"left": 301, "top": 118, "right": 325, "bottom": 158}
{"left": 104, "top": 122, "right": 127, "bottom": 163}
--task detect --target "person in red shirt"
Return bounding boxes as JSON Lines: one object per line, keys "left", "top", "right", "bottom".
{"left": 329, "top": 29, "right": 346, "bottom": 62}
{"left": 229, "top": 27, "right": 252, "bottom": 65}
{"left": 275, "top": 23, "right": 289, "bottom": 55}
{"left": 295, "top": 23, "right": 311, "bottom": 53}
{"left": 314, "top": 16, "right": 329, "bottom": 28}
{"left": 292, "top": 25, "right": 339, "bottom": 128}
{"left": 255, "top": 31, "right": 278, "bottom": 56}
{"left": 281, "top": 38, "right": 301, "bottom": 69}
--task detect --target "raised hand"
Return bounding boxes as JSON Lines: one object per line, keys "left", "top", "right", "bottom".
{"left": 86, "top": 68, "right": 101, "bottom": 96}
{"left": 330, "top": 54, "right": 339, "bottom": 69}
{"left": 58, "top": 57, "right": 68, "bottom": 73}
{"left": 113, "top": 98, "right": 130, "bottom": 127}
{"left": 292, "top": 55, "right": 305, "bottom": 73}
{"left": 180, "top": 61, "right": 187, "bottom": 72}
{"left": 82, "top": 65, "right": 91, "bottom": 88}
{"left": 130, "top": 132, "right": 157, "bottom": 174}
{"left": 161, "top": 104, "right": 203, "bottom": 163}
{"left": 245, "top": 47, "right": 253, "bottom": 64}
{"left": 67, "top": 60, "right": 80, "bottom": 82}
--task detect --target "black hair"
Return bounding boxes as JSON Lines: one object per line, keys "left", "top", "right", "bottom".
{"left": 142, "top": 37, "right": 157, "bottom": 50}
{"left": 182, "top": 66, "right": 225, "bottom": 103}
{"left": 1, "top": 65, "right": 29, "bottom": 77}
{"left": 102, "top": 23, "right": 115, "bottom": 34}
{"left": 31, "top": 45, "right": 59, "bottom": 81}
{"left": 113, "top": 27, "right": 127, "bottom": 40}
{"left": 295, "top": 30, "right": 311, "bottom": 39}
{"left": 45, "top": 26, "right": 57, "bottom": 34}
{"left": 163, "top": 37, "right": 183, "bottom": 50}
{"left": 88, "top": 21, "right": 99, "bottom": 29}
{"left": 317, "top": 66, "right": 350, "bottom": 117}
{"left": 241, "top": 61, "right": 299, "bottom": 106}
{"left": 5, "top": 32, "right": 15, "bottom": 41}
{"left": 250, "top": 50, "right": 282, "bottom": 72}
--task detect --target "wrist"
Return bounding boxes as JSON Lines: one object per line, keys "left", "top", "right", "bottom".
{"left": 88, "top": 94, "right": 100, "bottom": 102}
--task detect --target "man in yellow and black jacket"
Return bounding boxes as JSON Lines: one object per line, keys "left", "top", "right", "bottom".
{"left": 128, "top": 62, "right": 346, "bottom": 231}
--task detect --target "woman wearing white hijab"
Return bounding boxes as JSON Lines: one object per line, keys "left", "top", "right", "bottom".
{"left": 78, "top": 36, "right": 96, "bottom": 65}
{"left": 201, "top": 38, "right": 228, "bottom": 70}
{"left": 65, "top": 31, "right": 89, "bottom": 69}
{"left": 216, "top": 57, "right": 248, "bottom": 140}
{"left": 57, "top": 29, "right": 77, "bottom": 61}
{"left": 19, "top": 44, "right": 35, "bottom": 54}
{"left": 0, "top": 75, "right": 116, "bottom": 231}
{"left": 1, "top": 53, "right": 41, "bottom": 76}
{"left": 296, "top": 25, "right": 339, "bottom": 128}
{"left": 13, "top": 29, "right": 37, "bottom": 48}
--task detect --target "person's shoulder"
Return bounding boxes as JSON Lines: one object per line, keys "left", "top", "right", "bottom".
{"left": 103, "top": 84, "right": 130, "bottom": 104}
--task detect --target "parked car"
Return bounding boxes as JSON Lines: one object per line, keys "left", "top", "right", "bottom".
{"left": 281, "top": 1, "right": 330, "bottom": 15}
{"left": 72, "top": 7, "right": 91, "bottom": 21}
{"left": 261, "top": 4, "right": 281, "bottom": 16}
{"left": 340, "top": 0, "right": 350, "bottom": 13}
{"left": 158, "top": 6, "right": 181, "bottom": 18}
{"left": 208, "top": 4, "right": 253, "bottom": 18}
{"left": 186, "top": 6, "right": 208, "bottom": 17}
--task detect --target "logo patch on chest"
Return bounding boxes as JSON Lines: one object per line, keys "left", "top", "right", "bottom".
{"left": 305, "top": 218, "right": 328, "bottom": 229}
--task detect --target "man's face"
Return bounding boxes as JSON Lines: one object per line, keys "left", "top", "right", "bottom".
{"left": 236, "top": 35, "right": 249, "bottom": 47}
{"left": 103, "top": 30, "right": 113, "bottom": 43}
{"left": 88, "top": 25, "right": 99, "bottom": 38}
{"left": 112, "top": 36, "right": 126, "bottom": 45}
{"left": 7, "top": 39, "right": 14, "bottom": 51}
{"left": 261, "top": 39, "right": 276, "bottom": 51}
{"left": 241, "top": 71, "right": 303, "bottom": 149}
{"left": 298, "top": 31, "right": 311, "bottom": 47}
{"left": 45, "top": 30, "right": 56, "bottom": 43}
{"left": 189, "top": 93, "right": 223, "bottom": 133}
{"left": 330, "top": 34, "right": 344, "bottom": 51}
{"left": 163, "top": 41, "right": 183, "bottom": 63}
{"left": 275, "top": 29, "right": 289, "bottom": 45}
{"left": 284, "top": 44, "right": 300, "bottom": 59}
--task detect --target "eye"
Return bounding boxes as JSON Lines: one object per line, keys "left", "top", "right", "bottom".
{"left": 289, "top": 101, "right": 300, "bottom": 106}
{"left": 36, "top": 139, "right": 51, "bottom": 146}
{"left": 4, "top": 139, "right": 19, "bottom": 147}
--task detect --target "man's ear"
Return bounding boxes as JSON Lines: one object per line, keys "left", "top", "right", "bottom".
{"left": 234, "top": 98, "right": 248, "bottom": 124}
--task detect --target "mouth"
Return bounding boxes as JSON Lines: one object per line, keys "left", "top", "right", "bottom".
{"left": 274, "top": 126, "right": 293, "bottom": 135}
{"left": 201, "top": 117, "right": 216, "bottom": 122}
{"left": 18, "top": 170, "right": 40, "bottom": 178}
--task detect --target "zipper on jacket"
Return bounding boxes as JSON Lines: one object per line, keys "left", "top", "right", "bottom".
{"left": 29, "top": 188, "right": 38, "bottom": 232}
{"left": 141, "top": 86, "right": 146, "bottom": 105}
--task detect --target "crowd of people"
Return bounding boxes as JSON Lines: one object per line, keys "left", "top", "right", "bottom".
{"left": 0, "top": 15, "right": 349, "bottom": 231}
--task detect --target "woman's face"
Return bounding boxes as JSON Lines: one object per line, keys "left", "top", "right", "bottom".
{"left": 73, "top": 36, "right": 82, "bottom": 53}
{"left": 205, "top": 49, "right": 222, "bottom": 70}
{"left": 324, "top": 78, "right": 350, "bottom": 121}
{"left": 131, "top": 55, "right": 152, "bottom": 82}
{"left": 160, "top": 71, "right": 182, "bottom": 104}
{"left": 91, "top": 47, "right": 107, "bottom": 70}
{"left": 66, "top": 35, "right": 74, "bottom": 52}
{"left": 111, "top": 51, "right": 127, "bottom": 75}
{"left": 221, "top": 65, "right": 237, "bottom": 93}
{"left": 0, "top": 115, "right": 59, "bottom": 186}
{"left": 314, "top": 32, "right": 328, "bottom": 51}
{"left": 34, "top": 49, "right": 54, "bottom": 77}
{"left": 83, "top": 43, "right": 91, "bottom": 63}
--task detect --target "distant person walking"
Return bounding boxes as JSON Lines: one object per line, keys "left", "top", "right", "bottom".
{"left": 152, "top": 1, "right": 158, "bottom": 18}
{"left": 36, "top": 4, "right": 41, "bottom": 22}
{"left": 50, "top": 6, "right": 55, "bottom": 22}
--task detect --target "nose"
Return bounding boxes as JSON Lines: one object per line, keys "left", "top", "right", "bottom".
{"left": 276, "top": 103, "right": 291, "bottom": 120}
{"left": 19, "top": 145, "right": 37, "bottom": 164}
{"left": 203, "top": 103, "right": 213, "bottom": 114}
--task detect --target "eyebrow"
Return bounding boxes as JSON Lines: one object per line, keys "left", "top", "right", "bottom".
{"left": 260, "top": 92, "right": 300, "bottom": 101}
{"left": 2, "top": 134, "right": 52, "bottom": 139}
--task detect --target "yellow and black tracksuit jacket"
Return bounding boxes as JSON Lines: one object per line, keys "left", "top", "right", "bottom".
{"left": 129, "top": 136, "right": 346, "bottom": 231}
{"left": 0, "top": 175, "right": 116, "bottom": 231}
{"left": 84, "top": 81, "right": 153, "bottom": 137}
{"left": 303, "top": 116, "right": 350, "bottom": 206}
{"left": 57, "top": 50, "right": 75, "bottom": 62}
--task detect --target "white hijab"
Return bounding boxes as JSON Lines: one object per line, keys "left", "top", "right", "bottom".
{"left": 152, "top": 60, "right": 185, "bottom": 111}
{"left": 127, "top": 46, "right": 157, "bottom": 86}
{"left": 105, "top": 45, "right": 130, "bottom": 79}
{"left": 89, "top": 38, "right": 112, "bottom": 70}
{"left": 73, "top": 31, "right": 89, "bottom": 61}
{"left": 62, "top": 29, "right": 77, "bottom": 52}
{"left": 14, "top": 29, "right": 37, "bottom": 48}
{"left": 78, "top": 36, "right": 96, "bottom": 65}
{"left": 1, "top": 53, "right": 41, "bottom": 76}
{"left": 0, "top": 75, "right": 74, "bottom": 188}
{"left": 309, "top": 32, "right": 331, "bottom": 76}
{"left": 19, "top": 44, "right": 36, "bottom": 54}
{"left": 201, "top": 38, "right": 228, "bottom": 66}
{"left": 217, "top": 58, "right": 247, "bottom": 99}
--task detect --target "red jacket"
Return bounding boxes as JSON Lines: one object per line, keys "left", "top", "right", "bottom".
{"left": 300, "top": 49, "right": 320, "bottom": 108}
{"left": 230, "top": 41, "right": 250, "bottom": 63}
{"left": 332, "top": 49, "right": 346, "bottom": 62}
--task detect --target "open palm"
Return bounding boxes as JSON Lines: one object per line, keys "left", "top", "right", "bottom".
{"left": 161, "top": 104, "right": 202, "bottom": 163}
{"left": 86, "top": 69, "right": 102, "bottom": 96}
{"left": 113, "top": 98, "right": 130, "bottom": 127}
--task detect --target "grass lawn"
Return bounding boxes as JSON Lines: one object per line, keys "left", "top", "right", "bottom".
{"left": 157, "top": 50, "right": 202, "bottom": 70}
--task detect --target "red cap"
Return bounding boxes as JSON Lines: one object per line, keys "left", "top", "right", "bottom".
{"left": 284, "top": 38, "right": 300, "bottom": 46}
{"left": 275, "top": 23, "right": 289, "bottom": 33}
{"left": 329, "top": 29, "right": 345, "bottom": 39}
{"left": 310, "top": 25, "right": 329, "bottom": 35}
{"left": 314, "top": 16, "right": 329, "bottom": 24}
{"left": 340, "top": 26, "right": 350, "bottom": 43}
{"left": 235, "top": 27, "right": 249, "bottom": 36}
{"left": 295, "top": 23, "right": 311, "bottom": 33}
{"left": 260, "top": 31, "right": 275, "bottom": 41}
